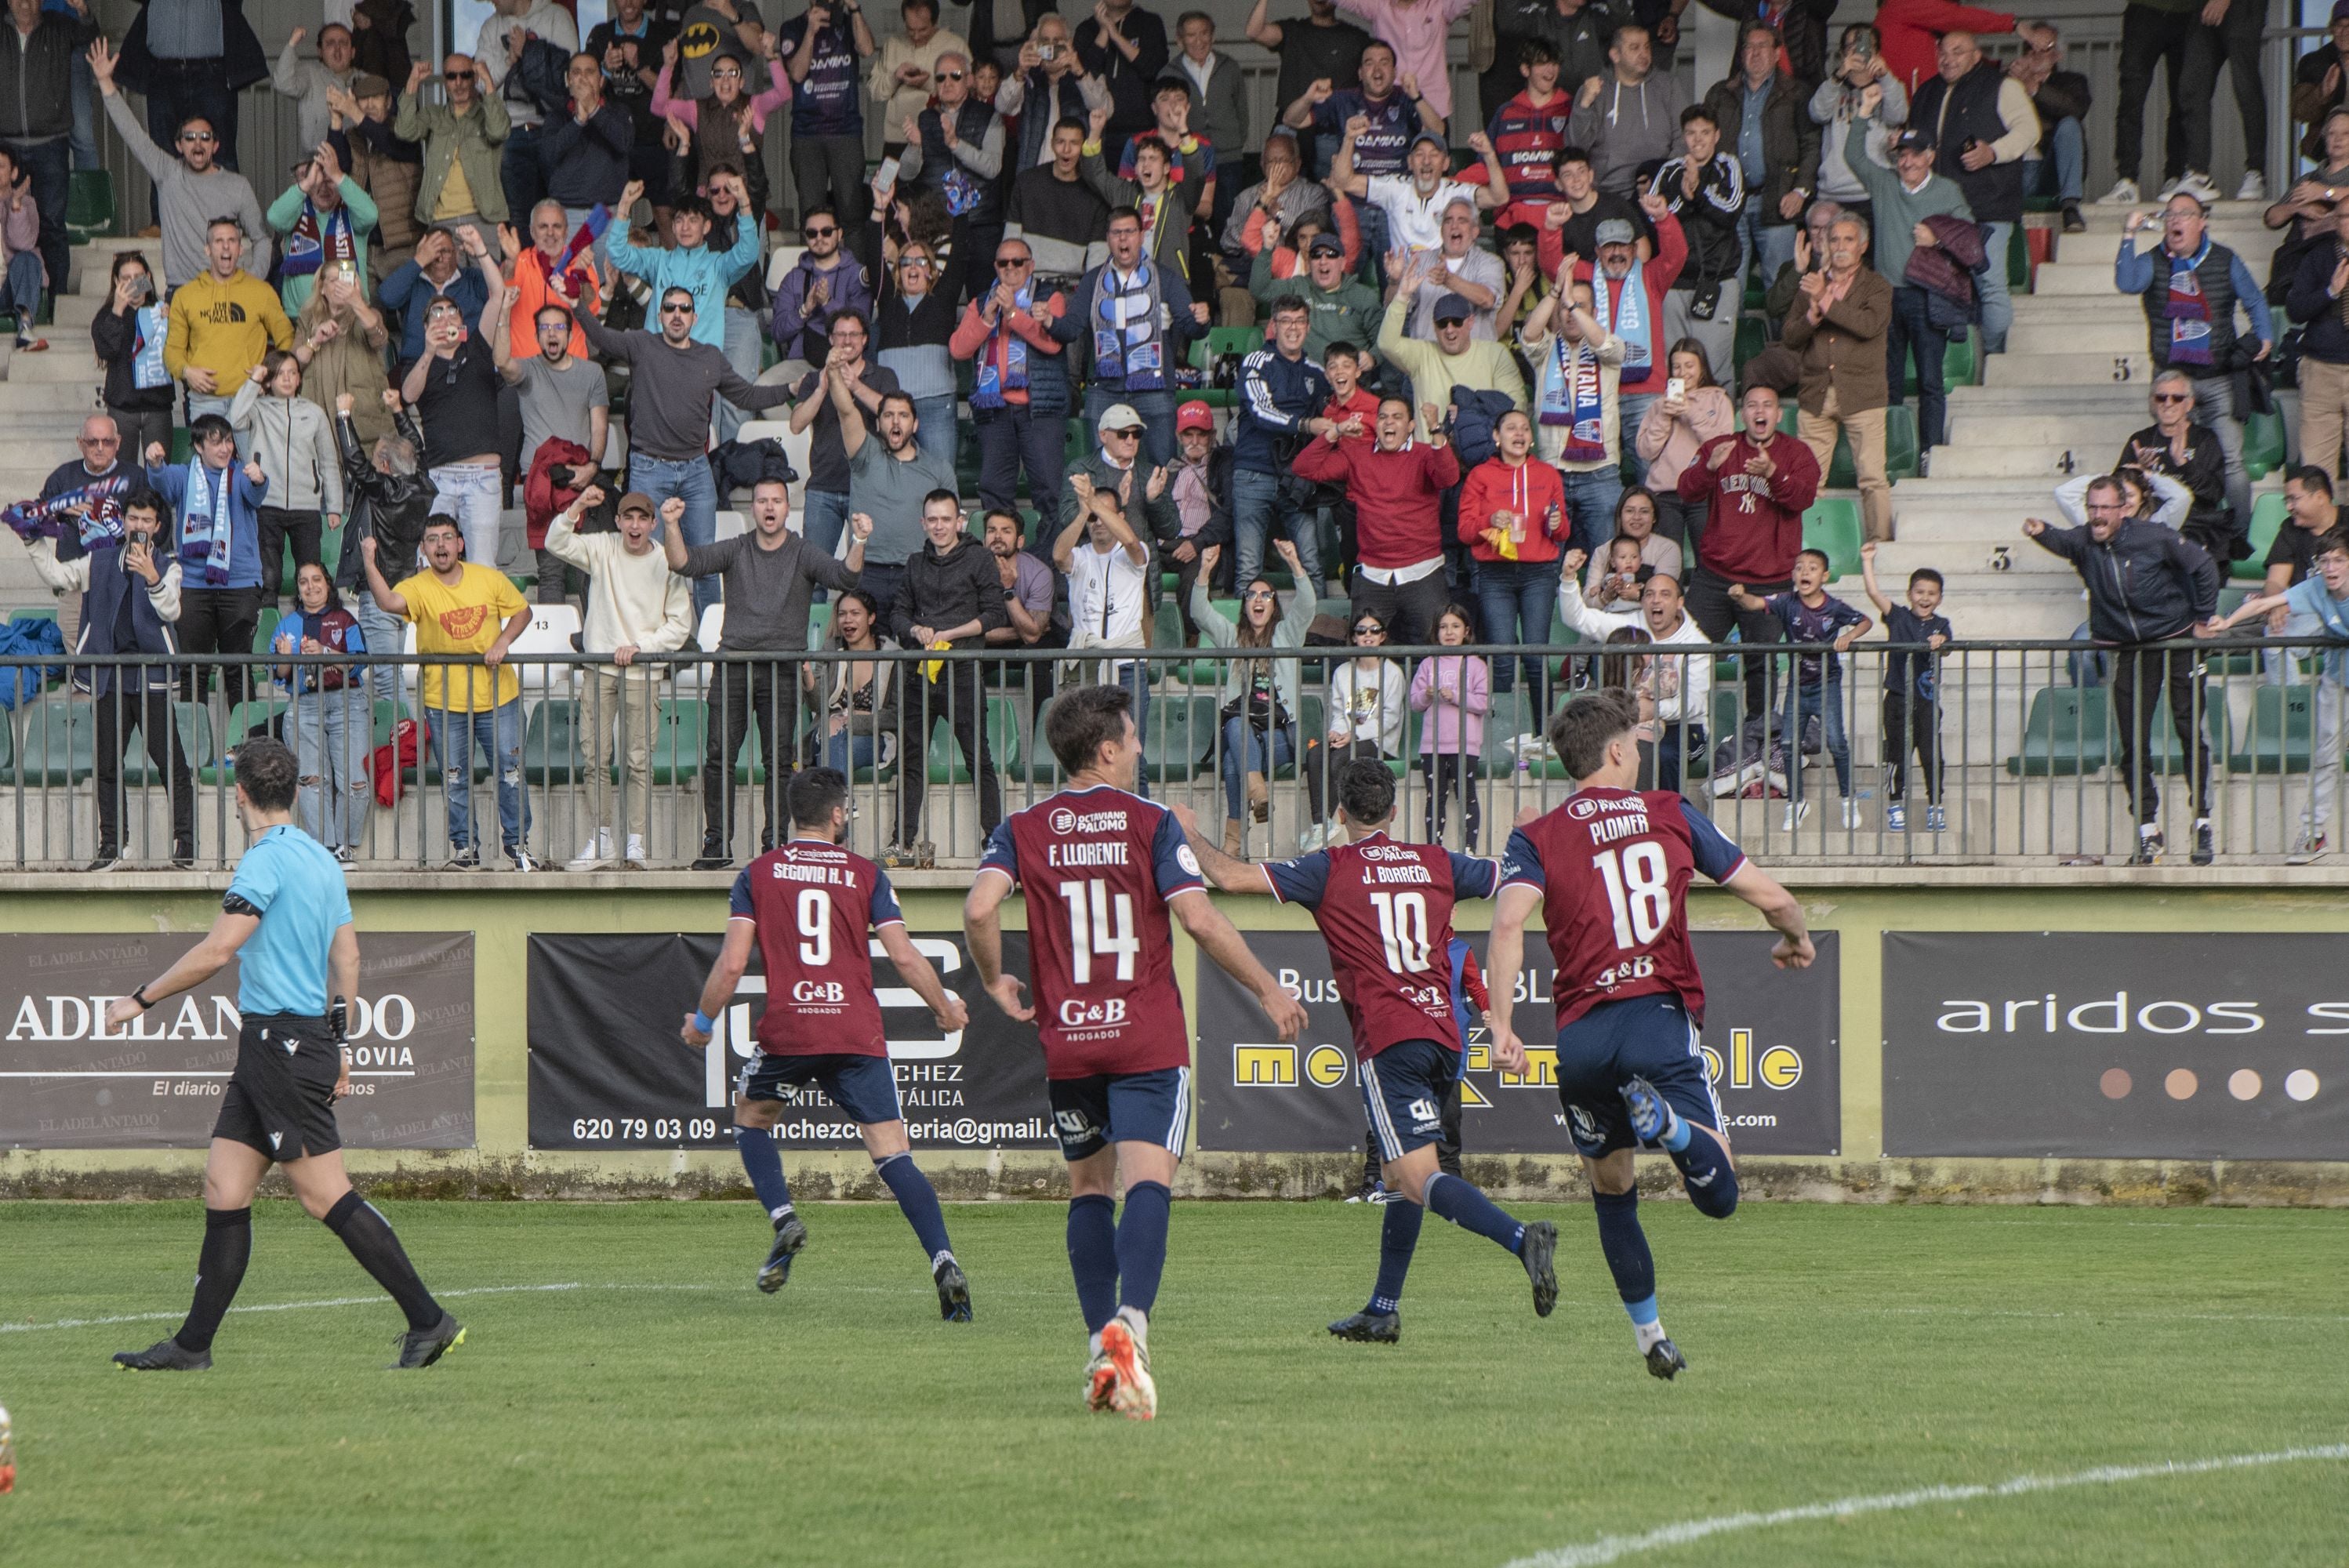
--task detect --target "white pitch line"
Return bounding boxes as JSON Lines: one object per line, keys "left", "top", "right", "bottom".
{"left": 1501, "top": 1445, "right": 2349, "bottom": 1568}
{"left": 0, "top": 1281, "right": 717, "bottom": 1335}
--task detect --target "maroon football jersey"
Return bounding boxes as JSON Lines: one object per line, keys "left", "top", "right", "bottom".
{"left": 978, "top": 785, "right": 1204, "bottom": 1078}
{"left": 729, "top": 838, "right": 906, "bottom": 1057}
{"left": 1265, "top": 833, "right": 1498, "bottom": 1058}
{"left": 1499, "top": 789, "right": 1748, "bottom": 1029}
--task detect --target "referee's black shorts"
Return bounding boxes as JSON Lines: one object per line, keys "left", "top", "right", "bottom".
{"left": 212, "top": 1014, "right": 342, "bottom": 1161}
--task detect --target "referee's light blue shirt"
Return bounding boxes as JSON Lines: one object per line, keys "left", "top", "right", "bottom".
{"left": 226, "top": 826, "right": 353, "bottom": 1017}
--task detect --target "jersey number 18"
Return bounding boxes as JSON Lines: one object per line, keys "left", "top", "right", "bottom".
{"left": 1592, "top": 843, "right": 1669, "bottom": 949}
{"left": 1058, "top": 878, "right": 1138, "bottom": 983}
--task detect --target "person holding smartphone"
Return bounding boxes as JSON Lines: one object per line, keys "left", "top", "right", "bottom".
{"left": 90, "top": 252, "right": 176, "bottom": 462}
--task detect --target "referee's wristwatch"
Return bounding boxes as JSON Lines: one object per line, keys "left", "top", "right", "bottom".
{"left": 130, "top": 984, "right": 156, "bottom": 1011}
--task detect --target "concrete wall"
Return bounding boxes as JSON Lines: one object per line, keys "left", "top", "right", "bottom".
{"left": 3, "top": 873, "right": 2344, "bottom": 1204}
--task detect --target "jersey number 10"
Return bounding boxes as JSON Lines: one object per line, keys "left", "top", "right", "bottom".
{"left": 1592, "top": 842, "right": 1670, "bottom": 949}
{"left": 1368, "top": 890, "right": 1432, "bottom": 975}
{"left": 1058, "top": 878, "right": 1139, "bottom": 983}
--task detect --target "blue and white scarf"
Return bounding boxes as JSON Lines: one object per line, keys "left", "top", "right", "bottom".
{"left": 1538, "top": 332, "right": 1607, "bottom": 461}
{"left": 176, "top": 459, "right": 236, "bottom": 588}
{"left": 1093, "top": 262, "right": 1166, "bottom": 391}
{"left": 1593, "top": 260, "right": 1654, "bottom": 387}
{"left": 972, "top": 281, "right": 1033, "bottom": 410}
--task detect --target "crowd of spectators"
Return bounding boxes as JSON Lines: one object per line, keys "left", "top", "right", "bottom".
{"left": 0, "top": 0, "right": 2336, "bottom": 871}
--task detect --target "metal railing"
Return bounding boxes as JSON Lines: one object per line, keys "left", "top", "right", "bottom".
{"left": 0, "top": 634, "right": 2340, "bottom": 871}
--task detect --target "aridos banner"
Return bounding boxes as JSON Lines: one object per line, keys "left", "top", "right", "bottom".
{"left": 527, "top": 933, "right": 1056, "bottom": 1150}
{"left": 0, "top": 931, "right": 476, "bottom": 1149}
{"left": 1193, "top": 931, "right": 1841, "bottom": 1156}
{"left": 1882, "top": 932, "right": 2347, "bottom": 1159}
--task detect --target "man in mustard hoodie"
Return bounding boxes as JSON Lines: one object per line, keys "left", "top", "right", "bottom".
{"left": 165, "top": 216, "right": 294, "bottom": 446}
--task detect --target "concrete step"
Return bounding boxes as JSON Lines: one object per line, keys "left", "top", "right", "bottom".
{"left": 3, "top": 348, "right": 107, "bottom": 386}
{"left": 0, "top": 376, "right": 101, "bottom": 412}
{"left": 1944, "top": 412, "right": 2146, "bottom": 448}
{"left": 1980, "top": 318, "right": 2155, "bottom": 354}
{"left": 1947, "top": 380, "right": 2162, "bottom": 412}
{"left": 1982, "top": 350, "right": 2158, "bottom": 389}
{"left": 1924, "top": 445, "right": 2118, "bottom": 480}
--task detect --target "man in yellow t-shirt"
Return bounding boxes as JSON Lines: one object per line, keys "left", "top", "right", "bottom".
{"left": 360, "top": 515, "right": 537, "bottom": 869}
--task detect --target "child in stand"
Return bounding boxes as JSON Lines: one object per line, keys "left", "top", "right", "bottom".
{"left": 1730, "top": 548, "right": 1872, "bottom": 831}
{"left": 1410, "top": 604, "right": 1490, "bottom": 849}
{"left": 1859, "top": 541, "right": 1951, "bottom": 834}
{"left": 271, "top": 560, "right": 369, "bottom": 861}
{"left": 1591, "top": 535, "right": 1648, "bottom": 613}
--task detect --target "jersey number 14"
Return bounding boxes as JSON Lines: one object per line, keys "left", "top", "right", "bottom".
{"left": 1593, "top": 843, "right": 1670, "bottom": 949}
{"left": 1058, "top": 878, "right": 1138, "bottom": 983}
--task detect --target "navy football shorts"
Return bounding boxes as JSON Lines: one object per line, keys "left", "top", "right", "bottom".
{"left": 1047, "top": 1067, "right": 1192, "bottom": 1162}
{"left": 736, "top": 1051, "right": 904, "bottom": 1127}
{"left": 1552, "top": 995, "right": 1723, "bottom": 1160}
{"left": 213, "top": 1014, "right": 343, "bottom": 1161}
{"left": 1358, "top": 1039, "right": 1461, "bottom": 1163}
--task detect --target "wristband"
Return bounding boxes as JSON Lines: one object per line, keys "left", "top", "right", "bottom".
{"left": 692, "top": 1010, "right": 716, "bottom": 1035}
{"left": 131, "top": 984, "right": 156, "bottom": 1011}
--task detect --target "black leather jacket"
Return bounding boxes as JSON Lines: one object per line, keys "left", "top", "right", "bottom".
{"left": 332, "top": 406, "right": 434, "bottom": 592}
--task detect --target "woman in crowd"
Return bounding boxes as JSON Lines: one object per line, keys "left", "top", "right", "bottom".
{"left": 294, "top": 268, "right": 395, "bottom": 449}
{"left": 1457, "top": 408, "right": 1567, "bottom": 710}
{"left": 1300, "top": 611, "right": 1407, "bottom": 851}
{"left": 806, "top": 588, "right": 900, "bottom": 780}
{"left": 271, "top": 559, "right": 369, "bottom": 861}
{"left": 1633, "top": 338, "right": 1734, "bottom": 547}
{"left": 653, "top": 37, "right": 790, "bottom": 215}
{"left": 1191, "top": 537, "right": 1314, "bottom": 858}
{"left": 90, "top": 251, "right": 174, "bottom": 462}
{"left": 871, "top": 229, "right": 962, "bottom": 472}
{"left": 231, "top": 350, "right": 343, "bottom": 605}
{"left": 1583, "top": 486, "right": 1683, "bottom": 597}
{"left": 1411, "top": 604, "right": 1490, "bottom": 851}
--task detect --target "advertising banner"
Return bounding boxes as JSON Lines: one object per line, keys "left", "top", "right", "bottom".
{"left": 527, "top": 933, "right": 1056, "bottom": 1150}
{"left": 0, "top": 932, "right": 475, "bottom": 1149}
{"left": 1195, "top": 931, "right": 1840, "bottom": 1156}
{"left": 1882, "top": 933, "right": 2348, "bottom": 1159}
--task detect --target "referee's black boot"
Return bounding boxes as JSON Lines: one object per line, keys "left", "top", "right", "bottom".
{"left": 390, "top": 1312, "right": 465, "bottom": 1369}
{"left": 113, "top": 1338, "right": 211, "bottom": 1372}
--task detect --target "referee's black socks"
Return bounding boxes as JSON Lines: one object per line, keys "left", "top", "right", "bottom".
{"left": 324, "top": 1190, "right": 443, "bottom": 1332}
{"left": 172, "top": 1206, "right": 253, "bottom": 1354}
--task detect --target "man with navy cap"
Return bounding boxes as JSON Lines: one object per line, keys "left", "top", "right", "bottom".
{"left": 1847, "top": 95, "right": 1975, "bottom": 450}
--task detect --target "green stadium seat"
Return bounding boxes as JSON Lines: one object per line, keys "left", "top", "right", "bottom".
{"left": 2235, "top": 492, "right": 2287, "bottom": 583}
{"left": 276, "top": 521, "right": 343, "bottom": 597}
{"left": 2243, "top": 410, "right": 2285, "bottom": 482}
{"left": 64, "top": 169, "right": 114, "bottom": 245}
{"left": 1186, "top": 326, "right": 1265, "bottom": 409}
{"left": 2140, "top": 691, "right": 2233, "bottom": 776}
{"left": 251, "top": 605, "right": 282, "bottom": 655}
{"left": 8, "top": 604, "right": 57, "bottom": 626}
{"left": 2235, "top": 684, "right": 2313, "bottom": 775}
{"left": 806, "top": 601, "right": 833, "bottom": 648}
{"left": 2005, "top": 685, "right": 2113, "bottom": 776}
{"left": 523, "top": 698, "right": 581, "bottom": 784}
{"left": 1273, "top": 695, "right": 1322, "bottom": 780}
{"left": 0, "top": 706, "right": 13, "bottom": 776}
{"left": 1145, "top": 693, "right": 1218, "bottom": 782}
{"left": 1734, "top": 313, "right": 1767, "bottom": 377}
{"left": 198, "top": 699, "right": 287, "bottom": 783}
{"left": 1803, "top": 499, "right": 1864, "bottom": 581}
{"left": 1884, "top": 404, "right": 1920, "bottom": 480}
{"left": 1904, "top": 330, "right": 1976, "bottom": 396}
{"left": 641, "top": 700, "right": 704, "bottom": 784}
{"left": 2006, "top": 223, "right": 2029, "bottom": 290}
{"left": 1020, "top": 695, "right": 1066, "bottom": 783}
{"left": 123, "top": 702, "right": 212, "bottom": 785}
{"left": 9, "top": 697, "right": 95, "bottom": 784}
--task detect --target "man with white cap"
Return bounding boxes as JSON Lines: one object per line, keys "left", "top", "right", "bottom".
{"left": 1331, "top": 122, "right": 1507, "bottom": 255}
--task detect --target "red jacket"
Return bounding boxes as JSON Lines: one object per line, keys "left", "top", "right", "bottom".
{"left": 1677, "top": 430, "right": 1821, "bottom": 584}
{"left": 1542, "top": 209, "right": 1686, "bottom": 393}
{"left": 1455, "top": 455, "right": 1567, "bottom": 564}
{"left": 1875, "top": 0, "right": 2015, "bottom": 96}
{"left": 1292, "top": 434, "right": 1459, "bottom": 570}
{"left": 947, "top": 292, "right": 1066, "bottom": 407}
{"left": 1322, "top": 387, "right": 1381, "bottom": 443}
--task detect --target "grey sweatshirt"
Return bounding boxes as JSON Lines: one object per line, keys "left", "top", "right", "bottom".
{"left": 103, "top": 89, "right": 273, "bottom": 288}
{"left": 230, "top": 381, "right": 345, "bottom": 516}
{"left": 677, "top": 530, "right": 860, "bottom": 652}
{"left": 576, "top": 313, "right": 793, "bottom": 461}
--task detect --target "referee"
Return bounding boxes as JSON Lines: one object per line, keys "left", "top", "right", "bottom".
{"left": 107, "top": 739, "right": 463, "bottom": 1372}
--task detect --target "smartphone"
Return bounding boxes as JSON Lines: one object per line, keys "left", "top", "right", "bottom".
{"left": 1039, "top": 42, "right": 1055, "bottom": 59}
{"left": 1665, "top": 377, "right": 1686, "bottom": 401}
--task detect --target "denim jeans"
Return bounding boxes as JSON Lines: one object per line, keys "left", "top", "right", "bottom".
{"left": 802, "top": 488, "right": 851, "bottom": 563}
{"left": 2021, "top": 115, "right": 2085, "bottom": 205}
{"left": 717, "top": 306, "right": 764, "bottom": 445}
{"left": 630, "top": 452, "right": 721, "bottom": 615}
{"left": 1738, "top": 205, "right": 1798, "bottom": 299}
{"left": 289, "top": 683, "right": 369, "bottom": 850}
{"left": 67, "top": 50, "right": 97, "bottom": 170}
{"left": 1556, "top": 466, "right": 1623, "bottom": 560}
{"left": 2188, "top": 372, "right": 2250, "bottom": 546}
{"left": 1774, "top": 675, "right": 1851, "bottom": 805}
{"left": 357, "top": 597, "right": 405, "bottom": 706}
{"left": 973, "top": 402, "right": 1068, "bottom": 518}
{"left": 821, "top": 729, "right": 878, "bottom": 775}
{"left": 910, "top": 392, "right": 957, "bottom": 476}
{"left": 429, "top": 697, "right": 528, "bottom": 854}
{"left": 0, "top": 135, "right": 65, "bottom": 312}
{"left": 430, "top": 462, "right": 504, "bottom": 574}
{"left": 1, "top": 249, "right": 42, "bottom": 339}
{"left": 1220, "top": 714, "right": 1295, "bottom": 819}
{"left": 1977, "top": 220, "right": 2014, "bottom": 354}
{"left": 1887, "top": 285, "right": 1949, "bottom": 448}
{"left": 1472, "top": 557, "right": 1560, "bottom": 702}
{"left": 1232, "top": 467, "right": 1324, "bottom": 598}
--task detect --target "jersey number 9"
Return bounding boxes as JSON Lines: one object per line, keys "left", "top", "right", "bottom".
{"left": 797, "top": 887, "right": 832, "bottom": 966}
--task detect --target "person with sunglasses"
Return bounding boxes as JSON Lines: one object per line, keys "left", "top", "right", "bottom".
{"left": 2115, "top": 370, "right": 2240, "bottom": 565}
{"left": 951, "top": 238, "right": 1072, "bottom": 518}
{"left": 769, "top": 206, "right": 872, "bottom": 383}
{"left": 92, "top": 38, "right": 273, "bottom": 295}
{"left": 898, "top": 49, "right": 1007, "bottom": 310}
{"left": 1299, "top": 612, "right": 1407, "bottom": 850}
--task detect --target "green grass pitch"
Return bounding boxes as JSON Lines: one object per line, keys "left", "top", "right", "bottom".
{"left": 2, "top": 1200, "right": 2343, "bottom": 1566}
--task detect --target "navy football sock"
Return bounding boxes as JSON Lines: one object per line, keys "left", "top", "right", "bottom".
{"left": 1423, "top": 1171, "right": 1525, "bottom": 1254}
{"left": 875, "top": 1152, "right": 953, "bottom": 1263}
{"left": 1592, "top": 1189, "right": 1657, "bottom": 1313}
{"left": 1066, "top": 1194, "right": 1120, "bottom": 1334}
{"left": 1670, "top": 1129, "right": 1740, "bottom": 1218}
{"left": 734, "top": 1123, "right": 793, "bottom": 1220}
{"left": 1114, "top": 1181, "right": 1172, "bottom": 1316}
{"left": 174, "top": 1205, "right": 252, "bottom": 1353}
{"left": 1367, "top": 1198, "right": 1422, "bottom": 1315}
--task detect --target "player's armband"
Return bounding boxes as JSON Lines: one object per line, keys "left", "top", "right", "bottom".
{"left": 222, "top": 893, "right": 263, "bottom": 917}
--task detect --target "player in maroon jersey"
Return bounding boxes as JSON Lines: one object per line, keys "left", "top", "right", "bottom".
{"left": 1176, "top": 759, "right": 1560, "bottom": 1345}
{"left": 964, "top": 684, "right": 1306, "bottom": 1420}
{"left": 1487, "top": 691, "right": 1813, "bottom": 1378}
{"left": 681, "top": 768, "right": 976, "bottom": 1319}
